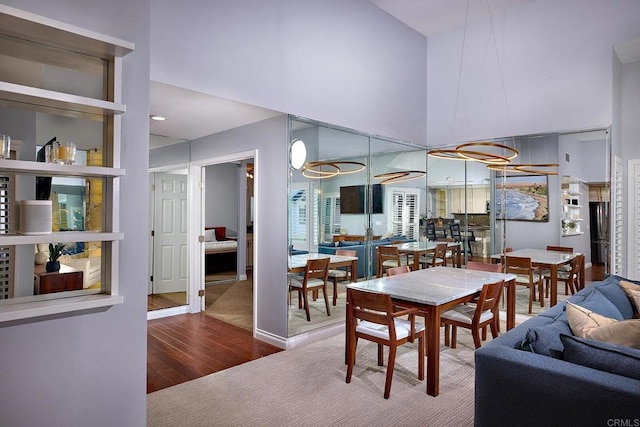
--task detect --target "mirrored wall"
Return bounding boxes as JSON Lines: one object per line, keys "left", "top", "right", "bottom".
{"left": 287, "top": 117, "right": 428, "bottom": 336}
{"left": 286, "top": 116, "right": 612, "bottom": 337}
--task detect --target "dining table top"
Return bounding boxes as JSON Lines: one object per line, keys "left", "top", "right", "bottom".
{"left": 347, "top": 266, "right": 515, "bottom": 306}
{"left": 392, "top": 240, "right": 460, "bottom": 252}
{"left": 288, "top": 252, "right": 358, "bottom": 270}
{"left": 490, "top": 248, "right": 576, "bottom": 265}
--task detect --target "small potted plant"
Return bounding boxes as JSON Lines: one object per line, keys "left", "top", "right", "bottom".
{"left": 46, "top": 243, "right": 65, "bottom": 272}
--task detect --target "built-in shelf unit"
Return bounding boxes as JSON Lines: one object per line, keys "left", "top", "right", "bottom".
{"left": 561, "top": 176, "right": 585, "bottom": 237}
{"left": 0, "top": 5, "right": 134, "bottom": 322}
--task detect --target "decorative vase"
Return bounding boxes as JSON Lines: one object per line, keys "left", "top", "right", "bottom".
{"left": 35, "top": 251, "right": 48, "bottom": 265}
{"left": 45, "top": 260, "right": 60, "bottom": 273}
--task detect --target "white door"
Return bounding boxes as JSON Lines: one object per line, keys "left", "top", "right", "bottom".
{"left": 152, "top": 172, "right": 188, "bottom": 294}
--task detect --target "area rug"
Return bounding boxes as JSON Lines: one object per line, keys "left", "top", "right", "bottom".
{"left": 205, "top": 280, "right": 253, "bottom": 331}
{"left": 147, "top": 324, "right": 494, "bottom": 427}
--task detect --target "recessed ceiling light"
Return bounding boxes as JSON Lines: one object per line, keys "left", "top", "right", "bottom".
{"left": 150, "top": 115, "right": 167, "bottom": 121}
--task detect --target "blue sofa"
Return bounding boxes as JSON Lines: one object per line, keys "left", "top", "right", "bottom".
{"left": 317, "top": 236, "right": 416, "bottom": 279}
{"left": 475, "top": 275, "right": 640, "bottom": 427}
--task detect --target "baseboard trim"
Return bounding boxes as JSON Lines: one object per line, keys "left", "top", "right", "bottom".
{"left": 147, "top": 305, "right": 190, "bottom": 320}
{"left": 255, "top": 322, "right": 345, "bottom": 350}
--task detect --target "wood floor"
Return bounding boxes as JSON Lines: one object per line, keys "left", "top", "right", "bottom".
{"left": 147, "top": 261, "right": 607, "bottom": 394}
{"left": 147, "top": 312, "right": 282, "bottom": 393}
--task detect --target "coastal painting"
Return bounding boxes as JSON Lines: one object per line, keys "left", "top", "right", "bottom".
{"left": 495, "top": 175, "right": 549, "bottom": 222}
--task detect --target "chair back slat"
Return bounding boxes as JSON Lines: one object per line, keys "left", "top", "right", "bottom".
{"left": 475, "top": 280, "right": 504, "bottom": 318}
{"left": 305, "top": 258, "right": 330, "bottom": 282}
{"left": 348, "top": 288, "right": 395, "bottom": 331}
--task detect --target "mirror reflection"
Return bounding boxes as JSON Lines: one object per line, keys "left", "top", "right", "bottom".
{"left": 287, "top": 117, "right": 427, "bottom": 336}
{"left": 287, "top": 118, "right": 611, "bottom": 337}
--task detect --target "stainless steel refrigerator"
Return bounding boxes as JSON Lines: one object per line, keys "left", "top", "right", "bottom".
{"left": 589, "top": 202, "right": 609, "bottom": 264}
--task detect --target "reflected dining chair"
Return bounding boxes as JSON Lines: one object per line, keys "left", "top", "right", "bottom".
{"left": 545, "top": 245, "right": 574, "bottom": 295}
{"left": 426, "top": 222, "right": 437, "bottom": 241}
{"left": 327, "top": 249, "right": 357, "bottom": 306}
{"left": 504, "top": 256, "right": 543, "bottom": 314}
{"left": 386, "top": 265, "right": 411, "bottom": 276}
{"left": 376, "top": 245, "right": 403, "bottom": 277}
{"left": 346, "top": 287, "right": 425, "bottom": 399}
{"left": 449, "top": 223, "right": 475, "bottom": 257}
{"left": 289, "top": 257, "right": 331, "bottom": 321}
{"left": 441, "top": 279, "right": 504, "bottom": 349}
{"left": 466, "top": 261, "right": 502, "bottom": 273}
{"left": 544, "top": 253, "right": 584, "bottom": 297}
{"left": 419, "top": 242, "right": 448, "bottom": 268}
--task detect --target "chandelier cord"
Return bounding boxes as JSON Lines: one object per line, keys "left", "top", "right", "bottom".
{"left": 453, "top": 0, "right": 471, "bottom": 129}
{"left": 486, "top": 0, "right": 513, "bottom": 136}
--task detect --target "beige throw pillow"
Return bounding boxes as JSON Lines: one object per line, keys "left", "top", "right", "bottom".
{"left": 620, "top": 280, "right": 640, "bottom": 318}
{"left": 566, "top": 301, "right": 640, "bottom": 349}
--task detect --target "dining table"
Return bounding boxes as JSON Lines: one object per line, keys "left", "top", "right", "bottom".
{"left": 346, "top": 266, "right": 516, "bottom": 397}
{"left": 288, "top": 252, "right": 358, "bottom": 282}
{"left": 391, "top": 240, "right": 462, "bottom": 270}
{"left": 490, "top": 248, "right": 584, "bottom": 307}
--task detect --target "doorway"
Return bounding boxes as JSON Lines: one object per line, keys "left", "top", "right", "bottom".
{"left": 147, "top": 168, "right": 190, "bottom": 315}
{"left": 191, "top": 152, "right": 257, "bottom": 333}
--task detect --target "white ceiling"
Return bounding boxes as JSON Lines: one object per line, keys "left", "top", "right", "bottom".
{"left": 149, "top": 0, "right": 640, "bottom": 149}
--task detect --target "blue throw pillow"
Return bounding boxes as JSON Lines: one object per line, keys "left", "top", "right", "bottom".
{"left": 520, "top": 311, "right": 573, "bottom": 358}
{"left": 560, "top": 334, "right": 640, "bottom": 381}
{"left": 571, "top": 289, "right": 624, "bottom": 321}
{"left": 592, "top": 275, "right": 636, "bottom": 319}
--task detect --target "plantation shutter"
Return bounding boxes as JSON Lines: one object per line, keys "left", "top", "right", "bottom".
{"left": 612, "top": 156, "right": 623, "bottom": 275}
{"left": 312, "top": 188, "right": 319, "bottom": 246}
{"left": 390, "top": 188, "right": 420, "bottom": 240}
{"left": 289, "top": 187, "right": 307, "bottom": 246}
{"left": 0, "top": 174, "right": 13, "bottom": 299}
{"left": 628, "top": 158, "right": 640, "bottom": 279}
{"left": 321, "top": 194, "right": 341, "bottom": 242}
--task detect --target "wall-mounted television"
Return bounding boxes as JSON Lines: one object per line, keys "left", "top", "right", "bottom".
{"left": 339, "top": 184, "right": 383, "bottom": 214}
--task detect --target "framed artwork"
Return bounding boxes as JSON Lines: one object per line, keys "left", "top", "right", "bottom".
{"left": 495, "top": 175, "right": 549, "bottom": 222}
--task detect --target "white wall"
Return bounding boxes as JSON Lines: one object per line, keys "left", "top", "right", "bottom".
{"left": 0, "top": 1, "right": 150, "bottom": 427}
{"left": 427, "top": 0, "right": 640, "bottom": 146}
{"left": 205, "top": 163, "right": 240, "bottom": 232}
{"left": 150, "top": 0, "right": 429, "bottom": 144}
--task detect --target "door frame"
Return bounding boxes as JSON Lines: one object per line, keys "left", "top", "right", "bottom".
{"left": 190, "top": 149, "right": 258, "bottom": 334}
{"left": 147, "top": 163, "right": 191, "bottom": 320}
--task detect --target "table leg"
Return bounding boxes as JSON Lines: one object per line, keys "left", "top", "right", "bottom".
{"left": 579, "top": 256, "right": 585, "bottom": 290}
{"left": 426, "top": 306, "right": 441, "bottom": 397}
{"left": 350, "top": 260, "right": 358, "bottom": 283}
{"left": 506, "top": 278, "right": 515, "bottom": 330}
{"left": 550, "top": 264, "right": 558, "bottom": 307}
{"left": 413, "top": 252, "right": 421, "bottom": 271}
{"left": 345, "top": 292, "right": 352, "bottom": 365}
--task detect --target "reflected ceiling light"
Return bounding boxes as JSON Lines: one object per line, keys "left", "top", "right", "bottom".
{"left": 428, "top": 142, "right": 518, "bottom": 165}
{"left": 301, "top": 161, "right": 365, "bottom": 179}
{"left": 290, "top": 139, "right": 307, "bottom": 170}
{"left": 374, "top": 170, "right": 426, "bottom": 184}
{"left": 487, "top": 163, "right": 559, "bottom": 176}
{"left": 150, "top": 115, "right": 167, "bottom": 121}
{"left": 455, "top": 142, "right": 518, "bottom": 164}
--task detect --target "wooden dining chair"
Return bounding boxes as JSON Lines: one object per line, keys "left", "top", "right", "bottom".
{"left": 466, "top": 261, "right": 502, "bottom": 273}
{"left": 544, "top": 253, "right": 583, "bottom": 297}
{"left": 504, "top": 256, "right": 542, "bottom": 314}
{"left": 419, "top": 242, "right": 448, "bottom": 268}
{"left": 386, "top": 265, "right": 411, "bottom": 276}
{"left": 289, "top": 257, "right": 331, "bottom": 321}
{"left": 376, "top": 245, "right": 402, "bottom": 277}
{"left": 425, "top": 222, "right": 437, "bottom": 241}
{"left": 327, "top": 249, "right": 357, "bottom": 306}
{"left": 545, "top": 245, "right": 574, "bottom": 294}
{"left": 345, "top": 287, "right": 425, "bottom": 399}
{"left": 441, "top": 279, "right": 504, "bottom": 349}
{"left": 449, "top": 223, "right": 475, "bottom": 257}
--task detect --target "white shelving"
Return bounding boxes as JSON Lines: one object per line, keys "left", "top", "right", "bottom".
{"left": 0, "top": 5, "right": 132, "bottom": 322}
{"left": 561, "top": 176, "right": 585, "bottom": 237}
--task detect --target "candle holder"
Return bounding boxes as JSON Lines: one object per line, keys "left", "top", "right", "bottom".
{"left": 0, "top": 134, "right": 10, "bottom": 159}
{"left": 57, "top": 141, "right": 76, "bottom": 164}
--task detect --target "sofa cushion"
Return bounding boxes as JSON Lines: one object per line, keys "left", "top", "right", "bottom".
{"left": 338, "top": 240, "right": 361, "bottom": 246}
{"left": 592, "top": 275, "right": 636, "bottom": 319}
{"left": 560, "top": 334, "right": 640, "bottom": 381}
{"left": 573, "top": 288, "right": 624, "bottom": 320}
{"left": 620, "top": 280, "right": 640, "bottom": 318}
{"left": 566, "top": 302, "right": 640, "bottom": 349}
{"left": 520, "top": 309, "right": 572, "bottom": 358}
{"left": 318, "top": 242, "right": 336, "bottom": 248}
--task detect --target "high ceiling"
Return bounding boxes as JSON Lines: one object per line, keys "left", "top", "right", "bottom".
{"left": 149, "top": 0, "right": 639, "bottom": 150}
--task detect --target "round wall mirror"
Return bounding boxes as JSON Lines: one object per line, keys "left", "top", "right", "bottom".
{"left": 290, "top": 139, "right": 306, "bottom": 169}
